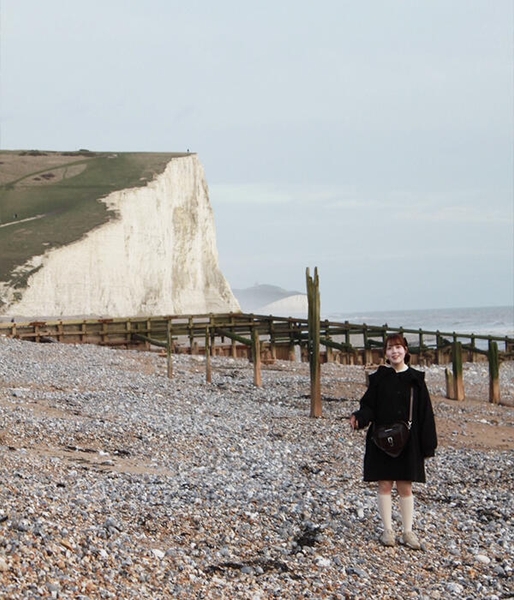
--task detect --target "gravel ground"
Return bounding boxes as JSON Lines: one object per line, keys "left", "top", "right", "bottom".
{"left": 0, "top": 336, "right": 513, "bottom": 599}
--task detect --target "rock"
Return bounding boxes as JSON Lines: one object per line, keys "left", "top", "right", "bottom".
{"left": 446, "top": 582, "right": 464, "bottom": 595}
{"left": 475, "top": 553, "right": 491, "bottom": 564}
{"left": 0, "top": 336, "right": 512, "bottom": 598}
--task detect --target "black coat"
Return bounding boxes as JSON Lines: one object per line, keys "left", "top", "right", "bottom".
{"left": 352, "top": 365, "right": 437, "bottom": 483}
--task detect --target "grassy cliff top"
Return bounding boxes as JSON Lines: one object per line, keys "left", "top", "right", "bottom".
{"left": 0, "top": 150, "right": 188, "bottom": 287}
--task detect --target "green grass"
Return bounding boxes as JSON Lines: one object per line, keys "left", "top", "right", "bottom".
{"left": 0, "top": 151, "right": 186, "bottom": 287}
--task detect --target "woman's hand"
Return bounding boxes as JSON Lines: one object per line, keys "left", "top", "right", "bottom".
{"left": 349, "top": 414, "right": 359, "bottom": 430}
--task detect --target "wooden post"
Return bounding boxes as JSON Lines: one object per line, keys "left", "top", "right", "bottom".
{"left": 270, "top": 322, "right": 277, "bottom": 361}
{"left": 205, "top": 328, "right": 212, "bottom": 383}
{"left": 452, "top": 341, "right": 465, "bottom": 401}
{"left": 345, "top": 324, "right": 351, "bottom": 348}
{"left": 189, "top": 316, "right": 196, "bottom": 354}
{"left": 324, "top": 321, "right": 333, "bottom": 363}
{"left": 252, "top": 327, "right": 262, "bottom": 387}
{"left": 166, "top": 319, "right": 173, "bottom": 379}
{"left": 418, "top": 329, "right": 424, "bottom": 366}
{"left": 209, "top": 315, "right": 216, "bottom": 356}
{"left": 363, "top": 325, "right": 372, "bottom": 365}
{"left": 145, "top": 318, "right": 151, "bottom": 349}
{"left": 436, "top": 333, "right": 444, "bottom": 365}
{"left": 381, "top": 327, "right": 387, "bottom": 353}
{"left": 445, "top": 367, "right": 454, "bottom": 399}
{"left": 488, "top": 340, "right": 500, "bottom": 404}
{"left": 288, "top": 320, "right": 298, "bottom": 361}
{"left": 326, "top": 340, "right": 333, "bottom": 363}
{"left": 306, "top": 267, "right": 322, "bottom": 418}
{"left": 470, "top": 335, "right": 478, "bottom": 363}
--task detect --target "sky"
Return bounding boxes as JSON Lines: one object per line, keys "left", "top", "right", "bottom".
{"left": 0, "top": 0, "right": 513, "bottom": 314}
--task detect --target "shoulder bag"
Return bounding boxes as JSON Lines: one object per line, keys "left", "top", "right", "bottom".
{"left": 372, "top": 387, "right": 414, "bottom": 458}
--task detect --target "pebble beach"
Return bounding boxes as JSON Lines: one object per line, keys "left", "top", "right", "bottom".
{"left": 0, "top": 336, "right": 513, "bottom": 599}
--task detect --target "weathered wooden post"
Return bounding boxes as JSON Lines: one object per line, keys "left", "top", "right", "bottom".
{"left": 324, "top": 320, "right": 333, "bottom": 363}
{"left": 205, "top": 327, "right": 212, "bottom": 383}
{"left": 166, "top": 319, "right": 173, "bottom": 379}
{"left": 488, "top": 340, "right": 500, "bottom": 404}
{"left": 363, "top": 325, "right": 372, "bottom": 365}
{"left": 252, "top": 327, "right": 262, "bottom": 387}
{"left": 452, "top": 341, "right": 465, "bottom": 401}
{"left": 418, "top": 329, "right": 425, "bottom": 366}
{"left": 230, "top": 315, "right": 238, "bottom": 358}
{"left": 445, "top": 367, "right": 455, "bottom": 399}
{"left": 343, "top": 325, "right": 352, "bottom": 365}
{"left": 306, "top": 267, "right": 322, "bottom": 418}
{"left": 209, "top": 315, "right": 216, "bottom": 357}
{"left": 288, "top": 339, "right": 296, "bottom": 362}
{"left": 436, "top": 333, "right": 444, "bottom": 365}
{"left": 288, "top": 319, "right": 297, "bottom": 361}
{"left": 470, "top": 335, "right": 478, "bottom": 363}
{"left": 270, "top": 321, "right": 277, "bottom": 361}
{"left": 188, "top": 316, "right": 197, "bottom": 355}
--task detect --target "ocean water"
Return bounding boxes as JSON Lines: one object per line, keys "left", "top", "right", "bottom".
{"left": 326, "top": 305, "right": 514, "bottom": 338}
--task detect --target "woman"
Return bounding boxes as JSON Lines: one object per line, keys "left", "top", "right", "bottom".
{"left": 350, "top": 333, "right": 437, "bottom": 549}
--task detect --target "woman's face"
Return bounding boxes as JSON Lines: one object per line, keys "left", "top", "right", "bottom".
{"left": 385, "top": 342, "right": 407, "bottom": 368}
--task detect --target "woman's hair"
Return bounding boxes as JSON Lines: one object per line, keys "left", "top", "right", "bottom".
{"left": 384, "top": 333, "right": 411, "bottom": 364}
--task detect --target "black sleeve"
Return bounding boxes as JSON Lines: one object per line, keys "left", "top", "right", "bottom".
{"left": 352, "top": 368, "right": 383, "bottom": 429}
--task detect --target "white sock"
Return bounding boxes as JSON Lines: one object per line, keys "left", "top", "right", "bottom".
{"left": 399, "top": 495, "right": 414, "bottom": 533}
{"left": 377, "top": 493, "right": 393, "bottom": 531}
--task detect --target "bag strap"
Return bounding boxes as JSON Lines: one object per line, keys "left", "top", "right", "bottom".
{"left": 407, "top": 387, "right": 414, "bottom": 429}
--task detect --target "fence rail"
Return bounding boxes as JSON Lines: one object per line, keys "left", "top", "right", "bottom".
{"left": 1, "top": 311, "right": 512, "bottom": 405}
{"left": 1, "top": 312, "right": 512, "bottom": 366}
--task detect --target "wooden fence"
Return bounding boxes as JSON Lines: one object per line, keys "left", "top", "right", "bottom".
{"left": 1, "top": 313, "right": 512, "bottom": 364}
{"left": 1, "top": 312, "right": 512, "bottom": 406}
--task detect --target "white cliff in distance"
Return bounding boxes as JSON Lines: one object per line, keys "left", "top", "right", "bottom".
{"left": 1, "top": 155, "right": 240, "bottom": 318}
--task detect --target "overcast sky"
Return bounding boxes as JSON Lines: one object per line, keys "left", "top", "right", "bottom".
{"left": 1, "top": 0, "right": 512, "bottom": 313}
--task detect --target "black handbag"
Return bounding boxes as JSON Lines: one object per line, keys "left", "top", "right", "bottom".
{"left": 372, "top": 388, "right": 414, "bottom": 458}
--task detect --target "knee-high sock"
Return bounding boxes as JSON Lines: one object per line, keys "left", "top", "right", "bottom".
{"left": 377, "top": 493, "right": 393, "bottom": 531}
{"left": 399, "top": 495, "right": 414, "bottom": 532}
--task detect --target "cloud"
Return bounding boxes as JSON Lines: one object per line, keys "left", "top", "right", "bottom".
{"left": 210, "top": 182, "right": 392, "bottom": 210}
{"left": 399, "top": 204, "right": 511, "bottom": 224}
{"left": 209, "top": 184, "right": 293, "bottom": 205}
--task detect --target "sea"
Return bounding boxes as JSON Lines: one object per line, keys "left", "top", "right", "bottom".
{"left": 325, "top": 305, "right": 514, "bottom": 339}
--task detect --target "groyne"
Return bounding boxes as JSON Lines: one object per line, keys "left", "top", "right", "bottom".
{"left": 1, "top": 312, "right": 512, "bottom": 366}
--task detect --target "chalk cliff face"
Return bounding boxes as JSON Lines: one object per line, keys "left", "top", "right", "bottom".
{"left": 1, "top": 155, "right": 240, "bottom": 317}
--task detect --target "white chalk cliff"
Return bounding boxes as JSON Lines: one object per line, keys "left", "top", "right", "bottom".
{"left": 1, "top": 155, "right": 240, "bottom": 317}
{"left": 256, "top": 294, "right": 308, "bottom": 317}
